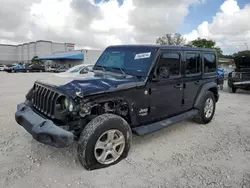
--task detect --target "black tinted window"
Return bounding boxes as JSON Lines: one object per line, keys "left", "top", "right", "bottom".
{"left": 186, "top": 53, "right": 201, "bottom": 75}
{"left": 204, "top": 53, "right": 216, "bottom": 73}
{"left": 157, "top": 53, "right": 180, "bottom": 78}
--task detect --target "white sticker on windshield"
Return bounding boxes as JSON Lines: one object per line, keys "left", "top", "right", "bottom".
{"left": 134, "top": 52, "right": 151, "bottom": 60}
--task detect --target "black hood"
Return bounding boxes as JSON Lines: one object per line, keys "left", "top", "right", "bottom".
{"left": 37, "top": 73, "right": 145, "bottom": 98}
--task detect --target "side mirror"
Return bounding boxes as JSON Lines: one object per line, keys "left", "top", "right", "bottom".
{"left": 151, "top": 74, "right": 161, "bottom": 82}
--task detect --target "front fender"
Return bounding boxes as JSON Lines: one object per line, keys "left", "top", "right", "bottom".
{"left": 85, "top": 95, "right": 139, "bottom": 126}
{"left": 194, "top": 82, "right": 219, "bottom": 109}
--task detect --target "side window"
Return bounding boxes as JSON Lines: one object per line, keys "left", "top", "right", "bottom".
{"left": 157, "top": 52, "right": 181, "bottom": 78}
{"left": 185, "top": 53, "right": 201, "bottom": 75}
{"left": 204, "top": 53, "right": 216, "bottom": 73}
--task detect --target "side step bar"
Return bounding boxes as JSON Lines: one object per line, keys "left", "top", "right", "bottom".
{"left": 132, "top": 109, "right": 198, "bottom": 136}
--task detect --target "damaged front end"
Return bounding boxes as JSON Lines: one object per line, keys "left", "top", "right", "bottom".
{"left": 15, "top": 103, "right": 74, "bottom": 148}
{"left": 15, "top": 79, "right": 133, "bottom": 148}
{"left": 15, "top": 82, "right": 84, "bottom": 148}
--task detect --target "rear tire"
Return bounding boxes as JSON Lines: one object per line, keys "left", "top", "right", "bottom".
{"left": 77, "top": 114, "right": 132, "bottom": 170}
{"left": 193, "top": 91, "right": 216, "bottom": 124}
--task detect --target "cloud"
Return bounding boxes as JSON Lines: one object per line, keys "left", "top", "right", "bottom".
{"left": 184, "top": 0, "right": 250, "bottom": 54}
{"left": 0, "top": 0, "right": 202, "bottom": 50}
{"left": 128, "top": 0, "right": 199, "bottom": 43}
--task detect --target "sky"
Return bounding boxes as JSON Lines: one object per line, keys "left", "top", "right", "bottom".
{"left": 0, "top": 0, "right": 249, "bottom": 54}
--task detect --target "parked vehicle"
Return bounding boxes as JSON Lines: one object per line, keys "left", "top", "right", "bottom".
{"left": 55, "top": 64, "right": 94, "bottom": 77}
{"left": 228, "top": 54, "right": 250, "bottom": 93}
{"left": 0, "top": 64, "right": 7, "bottom": 71}
{"left": 47, "top": 66, "right": 57, "bottom": 72}
{"left": 5, "top": 64, "right": 45, "bottom": 73}
{"left": 5, "top": 64, "right": 25, "bottom": 73}
{"left": 15, "top": 45, "right": 219, "bottom": 170}
{"left": 217, "top": 68, "right": 224, "bottom": 90}
{"left": 25, "top": 64, "right": 45, "bottom": 72}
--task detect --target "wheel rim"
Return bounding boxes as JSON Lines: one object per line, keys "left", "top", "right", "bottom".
{"left": 204, "top": 98, "right": 214, "bottom": 118}
{"left": 94, "top": 129, "right": 125, "bottom": 165}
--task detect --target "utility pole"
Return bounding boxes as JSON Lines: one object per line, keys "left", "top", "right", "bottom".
{"left": 245, "top": 42, "right": 249, "bottom": 50}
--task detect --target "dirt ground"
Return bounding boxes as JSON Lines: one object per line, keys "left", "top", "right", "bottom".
{"left": 0, "top": 72, "right": 250, "bottom": 188}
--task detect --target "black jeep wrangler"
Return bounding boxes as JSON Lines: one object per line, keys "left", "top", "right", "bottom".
{"left": 15, "top": 45, "right": 219, "bottom": 170}
{"left": 228, "top": 54, "right": 250, "bottom": 93}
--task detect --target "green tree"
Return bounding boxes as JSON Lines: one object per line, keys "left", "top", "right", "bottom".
{"left": 156, "top": 33, "right": 186, "bottom": 46}
{"left": 187, "top": 38, "right": 223, "bottom": 57}
{"left": 31, "top": 56, "right": 45, "bottom": 65}
{"left": 31, "top": 56, "right": 39, "bottom": 64}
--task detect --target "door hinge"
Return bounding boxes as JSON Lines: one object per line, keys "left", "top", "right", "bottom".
{"left": 183, "top": 83, "right": 186, "bottom": 89}
{"left": 148, "top": 88, "right": 152, "bottom": 95}
{"left": 182, "top": 99, "right": 185, "bottom": 105}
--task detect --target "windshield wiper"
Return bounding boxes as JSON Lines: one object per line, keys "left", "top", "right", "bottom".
{"left": 94, "top": 65, "right": 106, "bottom": 72}
{"left": 108, "top": 67, "right": 127, "bottom": 77}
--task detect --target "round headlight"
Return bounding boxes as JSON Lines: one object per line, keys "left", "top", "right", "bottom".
{"left": 64, "top": 98, "right": 69, "bottom": 109}
{"left": 69, "top": 103, "right": 74, "bottom": 112}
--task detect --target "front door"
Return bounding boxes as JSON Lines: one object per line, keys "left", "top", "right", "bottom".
{"left": 149, "top": 51, "right": 184, "bottom": 121}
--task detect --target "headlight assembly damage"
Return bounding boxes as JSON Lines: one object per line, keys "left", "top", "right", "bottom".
{"left": 58, "top": 97, "right": 75, "bottom": 112}
{"left": 59, "top": 96, "right": 93, "bottom": 117}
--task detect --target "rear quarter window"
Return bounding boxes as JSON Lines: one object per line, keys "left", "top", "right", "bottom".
{"left": 203, "top": 53, "right": 217, "bottom": 73}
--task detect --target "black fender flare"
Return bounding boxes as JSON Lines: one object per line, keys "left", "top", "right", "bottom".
{"left": 194, "top": 82, "right": 218, "bottom": 109}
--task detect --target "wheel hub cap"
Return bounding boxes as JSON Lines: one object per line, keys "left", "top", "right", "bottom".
{"left": 204, "top": 98, "right": 214, "bottom": 118}
{"left": 94, "top": 129, "right": 125, "bottom": 165}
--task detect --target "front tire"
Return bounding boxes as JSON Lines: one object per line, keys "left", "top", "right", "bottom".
{"left": 193, "top": 91, "right": 216, "bottom": 124}
{"left": 77, "top": 114, "right": 132, "bottom": 170}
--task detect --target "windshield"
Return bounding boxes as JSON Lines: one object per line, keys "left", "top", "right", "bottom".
{"left": 94, "top": 46, "right": 157, "bottom": 76}
{"left": 66, "top": 65, "right": 85, "bottom": 73}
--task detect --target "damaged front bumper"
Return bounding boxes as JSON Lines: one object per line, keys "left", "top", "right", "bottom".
{"left": 15, "top": 103, "right": 74, "bottom": 148}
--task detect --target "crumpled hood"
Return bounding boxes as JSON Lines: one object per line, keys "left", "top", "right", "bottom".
{"left": 37, "top": 74, "right": 144, "bottom": 98}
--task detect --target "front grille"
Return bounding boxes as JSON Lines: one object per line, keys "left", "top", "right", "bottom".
{"left": 241, "top": 73, "right": 250, "bottom": 79}
{"left": 32, "top": 83, "right": 59, "bottom": 118}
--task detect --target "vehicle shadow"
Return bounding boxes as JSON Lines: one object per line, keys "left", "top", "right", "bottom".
{"left": 131, "top": 119, "right": 200, "bottom": 147}
{"left": 28, "top": 118, "right": 200, "bottom": 170}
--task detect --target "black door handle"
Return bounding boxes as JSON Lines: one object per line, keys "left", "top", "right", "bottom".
{"left": 194, "top": 81, "right": 200, "bottom": 85}
{"left": 174, "top": 84, "right": 182, "bottom": 88}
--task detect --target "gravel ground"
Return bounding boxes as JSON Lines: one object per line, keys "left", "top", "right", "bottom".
{"left": 0, "top": 72, "right": 250, "bottom": 188}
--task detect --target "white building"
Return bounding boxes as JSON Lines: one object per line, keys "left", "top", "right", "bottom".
{"left": 0, "top": 40, "right": 103, "bottom": 68}
{"left": 0, "top": 40, "right": 74, "bottom": 65}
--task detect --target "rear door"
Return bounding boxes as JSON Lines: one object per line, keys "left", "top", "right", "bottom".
{"left": 183, "top": 51, "right": 202, "bottom": 111}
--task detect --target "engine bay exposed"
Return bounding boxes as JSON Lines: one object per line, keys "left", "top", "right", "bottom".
{"left": 80, "top": 100, "right": 130, "bottom": 123}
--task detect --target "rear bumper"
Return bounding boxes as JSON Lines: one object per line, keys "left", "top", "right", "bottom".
{"left": 15, "top": 103, "right": 74, "bottom": 148}
{"left": 233, "top": 81, "right": 250, "bottom": 86}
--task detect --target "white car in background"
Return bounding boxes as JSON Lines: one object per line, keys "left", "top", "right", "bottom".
{"left": 54, "top": 64, "right": 94, "bottom": 78}
{"left": 0, "top": 65, "right": 7, "bottom": 71}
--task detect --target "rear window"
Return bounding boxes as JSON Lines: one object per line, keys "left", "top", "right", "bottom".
{"left": 185, "top": 53, "right": 201, "bottom": 75}
{"left": 204, "top": 53, "right": 216, "bottom": 73}
{"left": 235, "top": 55, "right": 250, "bottom": 68}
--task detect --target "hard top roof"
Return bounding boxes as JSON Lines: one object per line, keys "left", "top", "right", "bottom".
{"left": 108, "top": 44, "right": 216, "bottom": 52}
{"left": 234, "top": 53, "right": 250, "bottom": 59}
